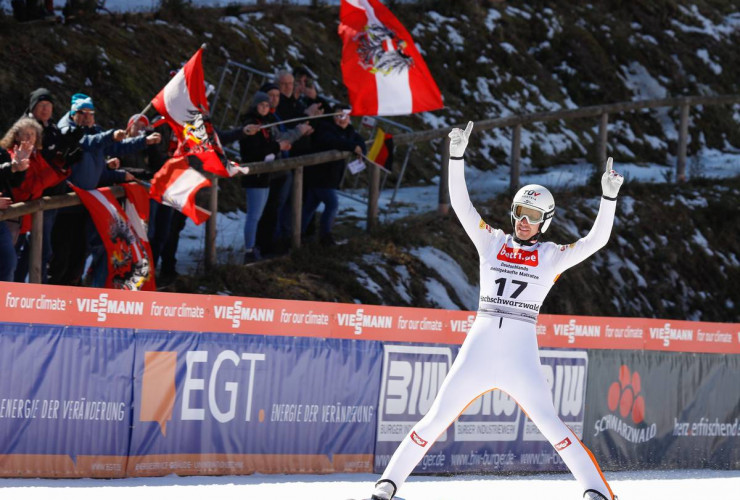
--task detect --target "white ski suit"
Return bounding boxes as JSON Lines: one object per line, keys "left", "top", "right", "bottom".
{"left": 378, "top": 158, "right": 617, "bottom": 499}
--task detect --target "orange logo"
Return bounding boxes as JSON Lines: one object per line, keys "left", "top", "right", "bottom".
{"left": 607, "top": 365, "right": 645, "bottom": 424}
{"left": 139, "top": 351, "right": 177, "bottom": 436}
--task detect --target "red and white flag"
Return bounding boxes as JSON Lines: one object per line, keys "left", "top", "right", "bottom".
{"left": 151, "top": 46, "right": 246, "bottom": 177}
{"left": 338, "top": 0, "right": 443, "bottom": 116}
{"left": 149, "top": 157, "right": 212, "bottom": 225}
{"left": 70, "top": 184, "right": 156, "bottom": 291}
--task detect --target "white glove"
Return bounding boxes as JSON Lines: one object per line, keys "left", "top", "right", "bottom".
{"left": 601, "top": 157, "right": 624, "bottom": 199}
{"left": 448, "top": 121, "right": 473, "bottom": 158}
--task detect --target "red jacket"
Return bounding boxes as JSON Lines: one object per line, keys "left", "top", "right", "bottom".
{"left": 11, "top": 150, "right": 69, "bottom": 233}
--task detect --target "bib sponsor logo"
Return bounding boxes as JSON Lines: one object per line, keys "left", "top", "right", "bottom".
{"left": 594, "top": 365, "right": 656, "bottom": 444}
{"left": 649, "top": 322, "right": 693, "bottom": 347}
{"left": 77, "top": 293, "right": 144, "bottom": 322}
{"left": 554, "top": 437, "right": 571, "bottom": 450}
{"left": 497, "top": 244, "right": 538, "bottom": 267}
{"left": 337, "top": 308, "right": 394, "bottom": 336}
{"left": 553, "top": 319, "right": 601, "bottom": 344}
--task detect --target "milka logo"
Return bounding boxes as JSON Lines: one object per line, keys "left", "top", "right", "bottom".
{"left": 213, "top": 301, "right": 275, "bottom": 329}
{"left": 553, "top": 319, "right": 601, "bottom": 344}
{"left": 337, "top": 308, "right": 393, "bottom": 335}
{"left": 76, "top": 293, "right": 144, "bottom": 322}
{"left": 497, "top": 244, "right": 538, "bottom": 267}
{"left": 649, "top": 323, "right": 693, "bottom": 347}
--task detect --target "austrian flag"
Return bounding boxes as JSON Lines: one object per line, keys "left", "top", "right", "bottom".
{"left": 339, "top": 0, "right": 443, "bottom": 116}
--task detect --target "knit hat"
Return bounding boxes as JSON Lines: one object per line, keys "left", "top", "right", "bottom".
{"left": 259, "top": 82, "right": 279, "bottom": 93}
{"left": 70, "top": 93, "right": 94, "bottom": 115}
{"left": 127, "top": 113, "right": 150, "bottom": 130}
{"left": 27, "top": 87, "right": 53, "bottom": 114}
{"left": 252, "top": 91, "right": 270, "bottom": 107}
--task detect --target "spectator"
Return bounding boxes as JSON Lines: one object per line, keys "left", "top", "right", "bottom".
{"left": 293, "top": 66, "right": 311, "bottom": 100}
{"left": 48, "top": 93, "right": 159, "bottom": 286}
{"left": 120, "top": 113, "right": 171, "bottom": 270}
{"left": 0, "top": 145, "right": 31, "bottom": 282}
{"left": 237, "top": 92, "right": 291, "bottom": 263}
{"left": 0, "top": 117, "right": 67, "bottom": 282}
{"left": 302, "top": 107, "right": 366, "bottom": 246}
{"left": 299, "top": 78, "right": 331, "bottom": 116}
{"left": 15, "top": 88, "right": 68, "bottom": 282}
{"left": 255, "top": 74, "right": 318, "bottom": 256}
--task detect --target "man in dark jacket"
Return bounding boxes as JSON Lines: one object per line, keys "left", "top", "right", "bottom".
{"left": 48, "top": 93, "right": 160, "bottom": 286}
{"left": 302, "top": 107, "right": 366, "bottom": 246}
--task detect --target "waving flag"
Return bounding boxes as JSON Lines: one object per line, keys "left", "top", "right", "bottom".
{"left": 151, "top": 46, "right": 245, "bottom": 177}
{"left": 339, "top": 0, "right": 443, "bottom": 116}
{"left": 70, "top": 184, "right": 155, "bottom": 291}
{"left": 149, "top": 157, "right": 212, "bottom": 225}
{"left": 367, "top": 127, "right": 394, "bottom": 171}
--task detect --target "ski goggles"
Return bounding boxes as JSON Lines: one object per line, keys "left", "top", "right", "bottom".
{"left": 511, "top": 203, "right": 546, "bottom": 224}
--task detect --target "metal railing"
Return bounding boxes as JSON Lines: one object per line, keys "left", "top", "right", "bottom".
{"left": 3, "top": 94, "right": 739, "bottom": 283}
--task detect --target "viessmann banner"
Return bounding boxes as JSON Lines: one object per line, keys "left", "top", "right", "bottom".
{"left": 1, "top": 282, "right": 739, "bottom": 478}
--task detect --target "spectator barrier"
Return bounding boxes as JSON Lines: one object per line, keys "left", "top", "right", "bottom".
{"left": 0, "top": 281, "right": 738, "bottom": 477}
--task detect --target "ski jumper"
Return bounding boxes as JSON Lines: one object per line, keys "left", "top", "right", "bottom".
{"left": 378, "top": 158, "right": 617, "bottom": 499}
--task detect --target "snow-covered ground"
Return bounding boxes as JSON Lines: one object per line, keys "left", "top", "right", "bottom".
{"left": 174, "top": 148, "right": 740, "bottom": 276}
{"left": 1, "top": 469, "right": 738, "bottom": 499}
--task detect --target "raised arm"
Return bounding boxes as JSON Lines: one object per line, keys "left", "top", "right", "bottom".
{"left": 448, "top": 121, "right": 499, "bottom": 255}
{"left": 554, "top": 157, "right": 624, "bottom": 272}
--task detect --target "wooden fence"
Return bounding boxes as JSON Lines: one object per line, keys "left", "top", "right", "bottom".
{"left": 2, "top": 94, "right": 739, "bottom": 283}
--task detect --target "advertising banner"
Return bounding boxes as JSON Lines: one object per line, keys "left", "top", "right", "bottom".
{"left": 373, "top": 344, "right": 589, "bottom": 473}
{"left": 2, "top": 282, "right": 739, "bottom": 353}
{"left": 128, "top": 331, "right": 383, "bottom": 476}
{"left": 0, "top": 323, "right": 134, "bottom": 477}
{"left": 584, "top": 350, "right": 740, "bottom": 469}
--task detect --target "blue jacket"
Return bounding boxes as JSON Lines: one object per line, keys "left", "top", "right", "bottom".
{"left": 58, "top": 113, "right": 148, "bottom": 190}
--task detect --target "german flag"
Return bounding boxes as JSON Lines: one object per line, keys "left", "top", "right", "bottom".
{"left": 367, "top": 127, "right": 394, "bottom": 171}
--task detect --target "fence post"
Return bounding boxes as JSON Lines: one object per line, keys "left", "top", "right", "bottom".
{"left": 676, "top": 99, "right": 690, "bottom": 182}
{"left": 438, "top": 136, "right": 450, "bottom": 215}
{"left": 205, "top": 176, "right": 218, "bottom": 270}
{"left": 598, "top": 112, "right": 609, "bottom": 169}
{"left": 29, "top": 211, "right": 43, "bottom": 283}
{"left": 367, "top": 163, "right": 380, "bottom": 232}
{"left": 510, "top": 124, "right": 522, "bottom": 193}
{"left": 292, "top": 166, "right": 303, "bottom": 249}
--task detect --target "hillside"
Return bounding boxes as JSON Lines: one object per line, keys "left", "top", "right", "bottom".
{"left": 1, "top": 1, "right": 739, "bottom": 322}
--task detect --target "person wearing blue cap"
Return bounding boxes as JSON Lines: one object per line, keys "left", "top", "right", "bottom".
{"left": 48, "top": 92, "right": 162, "bottom": 287}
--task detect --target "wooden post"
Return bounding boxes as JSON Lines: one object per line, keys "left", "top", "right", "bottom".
{"left": 676, "top": 100, "right": 690, "bottom": 182}
{"left": 205, "top": 175, "right": 218, "bottom": 270}
{"left": 598, "top": 112, "right": 609, "bottom": 170}
{"left": 292, "top": 167, "right": 303, "bottom": 249}
{"left": 438, "top": 136, "right": 450, "bottom": 215}
{"left": 29, "top": 211, "right": 44, "bottom": 283}
{"left": 367, "top": 162, "right": 380, "bottom": 232}
{"left": 510, "top": 124, "right": 522, "bottom": 193}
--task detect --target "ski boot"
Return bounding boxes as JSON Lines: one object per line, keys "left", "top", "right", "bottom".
{"left": 370, "top": 479, "right": 397, "bottom": 500}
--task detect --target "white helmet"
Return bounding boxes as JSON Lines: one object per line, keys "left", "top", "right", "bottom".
{"left": 511, "top": 184, "right": 555, "bottom": 234}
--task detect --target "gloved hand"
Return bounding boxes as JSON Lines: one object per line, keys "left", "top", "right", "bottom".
{"left": 601, "top": 157, "right": 624, "bottom": 199}
{"left": 448, "top": 121, "right": 474, "bottom": 158}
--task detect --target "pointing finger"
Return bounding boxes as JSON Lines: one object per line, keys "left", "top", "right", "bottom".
{"left": 464, "top": 121, "right": 474, "bottom": 139}
{"left": 605, "top": 156, "right": 613, "bottom": 174}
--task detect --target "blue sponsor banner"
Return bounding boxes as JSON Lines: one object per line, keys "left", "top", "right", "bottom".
{"left": 373, "top": 344, "right": 588, "bottom": 473}
{"left": 0, "top": 322, "right": 134, "bottom": 475}
{"left": 129, "top": 330, "right": 383, "bottom": 474}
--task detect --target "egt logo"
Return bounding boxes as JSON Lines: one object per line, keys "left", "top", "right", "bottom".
{"left": 139, "top": 350, "right": 265, "bottom": 436}
{"left": 607, "top": 365, "right": 645, "bottom": 424}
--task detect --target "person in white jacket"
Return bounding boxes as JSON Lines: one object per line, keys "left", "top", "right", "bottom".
{"left": 368, "top": 122, "right": 624, "bottom": 500}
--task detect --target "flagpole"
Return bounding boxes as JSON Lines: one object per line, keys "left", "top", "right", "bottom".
{"left": 360, "top": 153, "right": 392, "bottom": 175}
{"left": 258, "top": 111, "right": 345, "bottom": 130}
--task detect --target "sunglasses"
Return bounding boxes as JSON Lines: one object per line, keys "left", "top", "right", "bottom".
{"left": 512, "top": 203, "right": 545, "bottom": 224}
